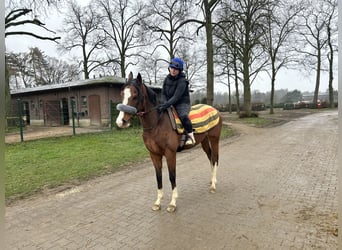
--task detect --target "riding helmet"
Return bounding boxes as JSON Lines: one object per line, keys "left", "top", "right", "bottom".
{"left": 169, "top": 57, "right": 184, "bottom": 71}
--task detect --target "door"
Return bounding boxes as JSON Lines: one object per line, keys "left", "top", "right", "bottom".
{"left": 44, "top": 100, "right": 61, "bottom": 126}
{"left": 88, "top": 95, "right": 101, "bottom": 126}
{"left": 61, "top": 98, "right": 69, "bottom": 125}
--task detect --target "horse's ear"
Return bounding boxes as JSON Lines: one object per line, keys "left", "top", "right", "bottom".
{"left": 137, "top": 73, "right": 142, "bottom": 84}
{"left": 128, "top": 72, "right": 133, "bottom": 81}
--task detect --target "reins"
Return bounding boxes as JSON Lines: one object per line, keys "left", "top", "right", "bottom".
{"left": 136, "top": 107, "right": 164, "bottom": 131}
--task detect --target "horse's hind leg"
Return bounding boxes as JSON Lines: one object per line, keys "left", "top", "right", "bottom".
{"left": 201, "top": 136, "right": 218, "bottom": 193}
{"left": 150, "top": 153, "right": 163, "bottom": 211}
{"left": 208, "top": 135, "right": 220, "bottom": 193}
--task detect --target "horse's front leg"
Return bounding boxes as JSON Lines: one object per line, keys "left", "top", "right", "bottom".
{"left": 151, "top": 153, "right": 163, "bottom": 211}
{"left": 166, "top": 152, "right": 178, "bottom": 213}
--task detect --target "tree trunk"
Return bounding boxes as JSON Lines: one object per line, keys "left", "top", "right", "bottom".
{"left": 121, "top": 54, "right": 126, "bottom": 78}
{"left": 270, "top": 61, "right": 276, "bottom": 114}
{"left": 5, "top": 63, "right": 11, "bottom": 131}
{"left": 82, "top": 44, "right": 89, "bottom": 79}
{"left": 242, "top": 50, "right": 252, "bottom": 116}
{"left": 204, "top": 0, "right": 214, "bottom": 106}
{"left": 233, "top": 54, "right": 240, "bottom": 114}
{"left": 227, "top": 70, "right": 232, "bottom": 113}
{"left": 327, "top": 25, "right": 334, "bottom": 108}
{"left": 313, "top": 47, "right": 321, "bottom": 107}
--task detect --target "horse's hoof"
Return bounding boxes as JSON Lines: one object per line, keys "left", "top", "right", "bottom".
{"left": 166, "top": 205, "right": 176, "bottom": 213}
{"left": 152, "top": 204, "right": 161, "bottom": 211}
{"left": 210, "top": 187, "right": 216, "bottom": 194}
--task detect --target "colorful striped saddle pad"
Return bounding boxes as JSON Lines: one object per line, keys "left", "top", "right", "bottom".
{"left": 169, "top": 104, "right": 220, "bottom": 134}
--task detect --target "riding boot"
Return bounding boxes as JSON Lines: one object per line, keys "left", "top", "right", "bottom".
{"left": 185, "top": 132, "right": 195, "bottom": 146}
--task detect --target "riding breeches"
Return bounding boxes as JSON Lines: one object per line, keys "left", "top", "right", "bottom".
{"left": 175, "top": 103, "right": 193, "bottom": 134}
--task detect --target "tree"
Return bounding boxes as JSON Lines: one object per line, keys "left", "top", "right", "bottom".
{"left": 5, "top": 0, "right": 61, "bottom": 41}
{"left": 217, "top": 0, "right": 269, "bottom": 116}
{"left": 264, "top": 0, "right": 300, "bottom": 114}
{"left": 142, "top": 0, "right": 193, "bottom": 60}
{"left": 59, "top": 1, "right": 111, "bottom": 79}
{"left": 96, "top": 0, "right": 145, "bottom": 78}
{"left": 138, "top": 52, "right": 164, "bottom": 86}
{"left": 324, "top": 0, "right": 337, "bottom": 108}
{"left": 6, "top": 48, "right": 80, "bottom": 89}
{"left": 186, "top": 0, "right": 221, "bottom": 105}
{"left": 177, "top": 40, "right": 206, "bottom": 90}
{"left": 5, "top": 0, "right": 64, "bottom": 129}
{"left": 6, "top": 51, "right": 35, "bottom": 88}
{"left": 201, "top": 0, "right": 221, "bottom": 106}
{"left": 296, "top": 0, "right": 331, "bottom": 107}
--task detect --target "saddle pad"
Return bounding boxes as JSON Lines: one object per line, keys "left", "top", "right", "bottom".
{"left": 173, "top": 104, "right": 220, "bottom": 134}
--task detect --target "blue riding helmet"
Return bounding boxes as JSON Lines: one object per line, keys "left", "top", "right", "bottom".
{"left": 169, "top": 57, "right": 184, "bottom": 71}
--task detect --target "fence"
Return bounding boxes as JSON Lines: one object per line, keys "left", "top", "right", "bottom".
{"left": 6, "top": 99, "right": 141, "bottom": 143}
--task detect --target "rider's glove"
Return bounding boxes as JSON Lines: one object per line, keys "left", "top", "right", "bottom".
{"left": 157, "top": 103, "right": 169, "bottom": 113}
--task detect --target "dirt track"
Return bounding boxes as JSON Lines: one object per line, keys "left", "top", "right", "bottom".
{"left": 5, "top": 109, "right": 338, "bottom": 249}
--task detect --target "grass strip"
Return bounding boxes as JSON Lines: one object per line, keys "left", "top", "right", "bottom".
{"left": 5, "top": 125, "right": 234, "bottom": 203}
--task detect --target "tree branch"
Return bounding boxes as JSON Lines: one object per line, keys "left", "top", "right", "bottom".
{"left": 5, "top": 31, "right": 60, "bottom": 42}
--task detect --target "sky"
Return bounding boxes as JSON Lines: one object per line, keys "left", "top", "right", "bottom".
{"left": 5, "top": 0, "right": 338, "bottom": 94}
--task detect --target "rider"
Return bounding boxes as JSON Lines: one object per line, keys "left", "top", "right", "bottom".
{"left": 157, "top": 57, "right": 195, "bottom": 146}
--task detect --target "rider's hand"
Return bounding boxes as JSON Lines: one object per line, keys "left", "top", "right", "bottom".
{"left": 157, "top": 104, "right": 169, "bottom": 113}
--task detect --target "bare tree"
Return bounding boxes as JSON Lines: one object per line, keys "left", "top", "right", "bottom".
{"left": 184, "top": 0, "right": 221, "bottom": 105}
{"left": 96, "top": 0, "right": 145, "bottom": 78}
{"left": 214, "top": 4, "right": 242, "bottom": 114}
{"left": 296, "top": 0, "right": 331, "bottom": 106}
{"left": 6, "top": 52, "right": 35, "bottom": 88}
{"left": 177, "top": 40, "right": 207, "bottom": 90}
{"left": 142, "top": 0, "right": 192, "bottom": 60}
{"left": 58, "top": 1, "right": 111, "bottom": 79}
{"left": 216, "top": 0, "right": 269, "bottom": 116}
{"left": 138, "top": 51, "right": 165, "bottom": 86}
{"left": 6, "top": 48, "right": 80, "bottom": 89}
{"left": 5, "top": 0, "right": 61, "bottom": 41}
{"left": 324, "top": 0, "right": 337, "bottom": 108}
{"left": 200, "top": 0, "right": 221, "bottom": 106}
{"left": 264, "top": 0, "right": 301, "bottom": 114}
{"left": 5, "top": 0, "right": 64, "bottom": 129}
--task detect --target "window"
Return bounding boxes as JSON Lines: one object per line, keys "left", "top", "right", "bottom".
{"left": 81, "top": 96, "right": 87, "bottom": 107}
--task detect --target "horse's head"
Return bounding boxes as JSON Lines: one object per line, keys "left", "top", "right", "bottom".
{"left": 116, "top": 72, "right": 145, "bottom": 128}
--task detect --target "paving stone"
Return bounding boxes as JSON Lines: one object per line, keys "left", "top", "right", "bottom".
{"left": 5, "top": 110, "right": 338, "bottom": 249}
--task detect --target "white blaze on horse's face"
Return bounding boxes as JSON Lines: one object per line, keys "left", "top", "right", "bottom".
{"left": 116, "top": 87, "right": 132, "bottom": 128}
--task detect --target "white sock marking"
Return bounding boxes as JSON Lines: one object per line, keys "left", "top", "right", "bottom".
{"left": 210, "top": 164, "right": 217, "bottom": 190}
{"left": 170, "top": 187, "right": 178, "bottom": 207}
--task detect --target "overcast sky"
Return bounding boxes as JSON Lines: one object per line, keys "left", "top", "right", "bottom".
{"left": 5, "top": 0, "right": 338, "bottom": 94}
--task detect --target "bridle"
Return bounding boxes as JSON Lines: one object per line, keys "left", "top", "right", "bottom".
{"left": 123, "top": 81, "right": 163, "bottom": 131}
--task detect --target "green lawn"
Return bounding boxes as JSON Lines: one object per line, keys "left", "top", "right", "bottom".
{"left": 5, "top": 125, "right": 235, "bottom": 203}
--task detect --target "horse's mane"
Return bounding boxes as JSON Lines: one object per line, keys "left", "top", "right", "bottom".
{"left": 144, "top": 84, "right": 157, "bottom": 106}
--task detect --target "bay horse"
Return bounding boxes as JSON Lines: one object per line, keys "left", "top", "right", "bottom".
{"left": 116, "top": 72, "right": 222, "bottom": 212}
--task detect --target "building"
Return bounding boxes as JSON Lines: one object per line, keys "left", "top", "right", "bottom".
{"left": 10, "top": 76, "right": 161, "bottom": 127}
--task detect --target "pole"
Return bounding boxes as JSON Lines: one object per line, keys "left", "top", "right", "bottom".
{"left": 110, "top": 100, "right": 113, "bottom": 130}
{"left": 71, "top": 99, "right": 76, "bottom": 136}
{"left": 17, "top": 98, "right": 24, "bottom": 142}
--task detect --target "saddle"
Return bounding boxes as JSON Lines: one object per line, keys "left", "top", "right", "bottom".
{"left": 167, "top": 104, "right": 220, "bottom": 151}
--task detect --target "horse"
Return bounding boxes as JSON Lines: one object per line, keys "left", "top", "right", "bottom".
{"left": 116, "top": 72, "right": 222, "bottom": 212}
